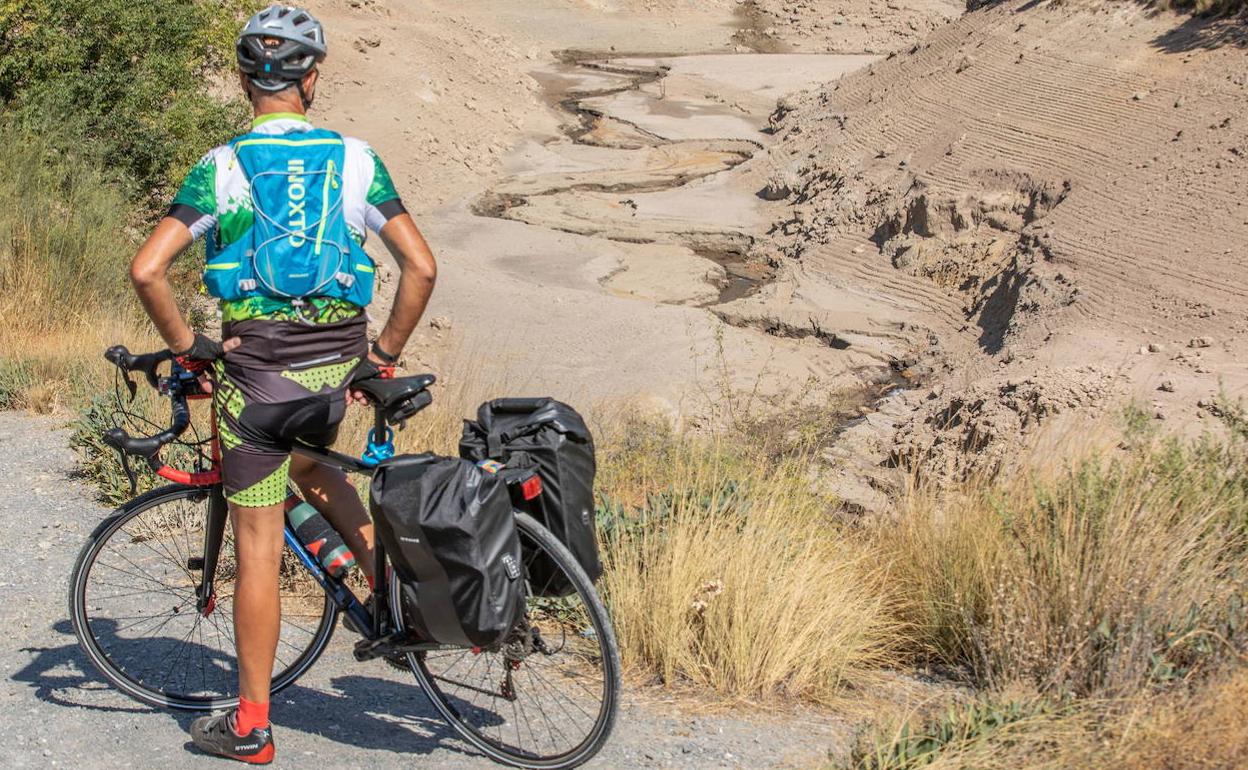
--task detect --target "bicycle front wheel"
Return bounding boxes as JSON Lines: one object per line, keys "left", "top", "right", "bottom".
{"left": 392, "top": 512, "right": 621, "bottom": 769}
{"left": 69, "top": 485, "right": 337, "bottom": 710}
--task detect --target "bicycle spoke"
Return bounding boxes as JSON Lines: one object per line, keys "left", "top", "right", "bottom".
{"left": 407, "top": 514, "right": 619, "bottom": 764}
{"left": 75, "top": 488, "right": 335, "bottom": 707}
{"left": 93, "top": 558, "right": 185, "bottom": 599}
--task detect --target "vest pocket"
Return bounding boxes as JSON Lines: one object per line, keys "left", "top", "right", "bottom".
{"left": 346, "top": 254, "right": 376, "bottom": 306}
{"left": 203, "top": 252, "right": 257, "bottom": 301}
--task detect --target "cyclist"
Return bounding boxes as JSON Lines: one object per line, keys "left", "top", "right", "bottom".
{"left": 128, "top": 5, "right": 436, "bottom": 763}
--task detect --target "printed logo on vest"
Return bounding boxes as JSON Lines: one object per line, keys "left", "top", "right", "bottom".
{"left": 287, "top": 158, "right": 308, "bottom": 247}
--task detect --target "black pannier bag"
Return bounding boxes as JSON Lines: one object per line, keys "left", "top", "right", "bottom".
{"left": 460, "top": 398, "right": 602, "bottom": 596}
{"left": 370, "top": 453, "right": 525, "bottom": 648}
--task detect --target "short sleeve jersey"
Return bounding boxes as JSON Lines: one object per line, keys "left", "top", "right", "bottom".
{"left": 169, "top": 112, "right": 406, "bottom": 323}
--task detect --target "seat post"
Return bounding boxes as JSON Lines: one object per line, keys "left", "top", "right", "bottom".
{"left": 373, "top": 406, "right": 386, "bottom": 444}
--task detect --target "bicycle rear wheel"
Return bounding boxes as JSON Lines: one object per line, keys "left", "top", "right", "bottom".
{"left": 392, "top": 512, "right": 620, "bottom": 769}
{"left": 69, "top": 485, "right": 337, "bottom": 710}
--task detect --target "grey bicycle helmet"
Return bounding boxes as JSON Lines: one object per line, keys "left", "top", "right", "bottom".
{"left": 236, "top": 5, "right": 327, "bottom": 92}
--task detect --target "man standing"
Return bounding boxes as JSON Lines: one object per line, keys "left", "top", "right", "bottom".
{"left": 128, "top": 5, "right": 436, "bottom": 763}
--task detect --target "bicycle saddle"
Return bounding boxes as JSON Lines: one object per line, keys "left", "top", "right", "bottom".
{"left": 352, "top": 373, "right": 436, "bottom": 410}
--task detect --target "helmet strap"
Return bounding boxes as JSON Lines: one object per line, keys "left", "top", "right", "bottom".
{"left": 290, "top": 70, "right": 312, "bottom": 110}
{"left": 295, "top": 79, "right": 314, "bottom": 110}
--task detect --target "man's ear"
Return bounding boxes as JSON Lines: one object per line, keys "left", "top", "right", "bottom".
{"left": 301, "top": 69, "right": 318, "bottom": 105}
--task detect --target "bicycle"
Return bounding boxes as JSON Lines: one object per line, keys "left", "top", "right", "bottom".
{"left": 68, "top": 345, "right": 620, "bottom": 769}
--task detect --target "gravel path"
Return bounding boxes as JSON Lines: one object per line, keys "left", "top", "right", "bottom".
{"left": 0, "top": 412, "right": 849, "bottom": 769}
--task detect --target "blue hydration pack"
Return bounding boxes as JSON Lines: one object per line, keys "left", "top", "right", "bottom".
{"left": 202, "top": 128, "right": 375, "bottom": 308}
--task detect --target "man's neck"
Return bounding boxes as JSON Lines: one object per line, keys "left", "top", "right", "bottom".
{"left": 251, "top": 111, "right": 309, "bottom": 128}
{"left": 251, "top": 91, "right": 307, "bottom": 121}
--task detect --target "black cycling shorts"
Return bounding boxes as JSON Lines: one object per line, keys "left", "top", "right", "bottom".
{"left": 213, "top": 315, "right": 367, "bottom": 507}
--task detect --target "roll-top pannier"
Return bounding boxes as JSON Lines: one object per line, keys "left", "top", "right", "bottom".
{"left": 369, "top": 453, "right": 524, "bottom": 647}
{"left": 460, "top": 398, "right": 601, "bottom": 597}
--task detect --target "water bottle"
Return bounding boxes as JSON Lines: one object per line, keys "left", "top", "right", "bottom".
{"left": 285, "top": 497, "right": 357, "bottom": 578}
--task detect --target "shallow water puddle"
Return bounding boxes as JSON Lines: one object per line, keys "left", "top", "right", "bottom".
{"left": 480, "top": 51, "right": 876, "bottom": 306}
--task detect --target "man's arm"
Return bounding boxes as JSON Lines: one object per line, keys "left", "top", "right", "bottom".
{"left": 130, "top": 217, "right": 198, "bottom": 353}
{"left": 371, "top": 212, "right": 437, "bottom": 364}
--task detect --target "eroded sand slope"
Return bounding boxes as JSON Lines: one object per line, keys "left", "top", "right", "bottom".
{"left": 748, "top": 0, "right": 1248, "bottom": 485}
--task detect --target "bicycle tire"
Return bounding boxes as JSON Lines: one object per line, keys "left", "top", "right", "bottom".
{"left": 69, "top": 484, "right": 338, "bottom": 710}
{"left": 391, "top": 512, "right": 621, "bottom": 769}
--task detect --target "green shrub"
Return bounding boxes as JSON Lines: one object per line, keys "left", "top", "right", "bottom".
{"left": 70, "top": 393, "right": 211, "bottom": 506}
{"left": 0, "top": 0, "right": 255, "bottom": 204}
{"left": 849, "top": 697, "right": 1059, "bottom": 770}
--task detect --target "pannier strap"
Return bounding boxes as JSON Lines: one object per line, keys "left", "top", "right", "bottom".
{"left": 486, "top": 398, "right": 551, "bottom": 414}
{"left": 499, "top": 423, "right": 544, "bottom": 444}
{"left": 488, "top": 422, "right": 545, "bottom": 456}
{"left": 487, "top": 431, "right": 504, "bottom": 458}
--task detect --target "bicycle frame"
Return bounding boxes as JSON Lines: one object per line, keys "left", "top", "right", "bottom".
{"left": 192, "top": 421, "right": 426, "bottom": 660}
{"left": 102, "top": 347, "right": 459, "bottom": 660}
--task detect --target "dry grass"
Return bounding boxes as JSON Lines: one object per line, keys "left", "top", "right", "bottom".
{"left": 1, "top": 317, "right": 162, "bottom": 411}
{"left": 876, "top": 425, "right": 1248, "bottom": 697}
{"left": 846, "top": 667, "right": 1248, "bottom": 769}
{"left": 1103, "top": 666, "right": 1248, "bottom": 769}
{"left": 597, "top": 414, "right": 900, "bottom": 703}
{"left": 843, "top": 411, "right": 1248, "bottom": 769}
{"left": 0, "top": 127, "right": 157, "bottom": 411}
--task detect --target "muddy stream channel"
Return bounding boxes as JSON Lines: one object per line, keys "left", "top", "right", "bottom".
{"left": 475, "top": 51, "right": 876, "bottom": 309}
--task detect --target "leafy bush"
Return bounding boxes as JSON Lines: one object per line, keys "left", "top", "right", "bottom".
{"left": 0, "top": 0, "right": 254, "bottom": 204}
{"left": 70, "top": 392, "right": 213, "bottom": 506}
{"left": 0, "top": 1, "right": 255, "bottom": 410}
{"left": 849, "top": 697, "right": 1063, "bottom": 770}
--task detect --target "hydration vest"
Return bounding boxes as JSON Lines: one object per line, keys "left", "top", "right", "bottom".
{"left": 202, "top": 128, "right": 375, "bottom": 308}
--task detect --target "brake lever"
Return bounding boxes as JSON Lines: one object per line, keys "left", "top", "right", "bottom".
{"left": 122, "top": 371, "right": 137, "bottom": 402}
{"left": 119, "top": 448, "right": 138, "bottom": 495}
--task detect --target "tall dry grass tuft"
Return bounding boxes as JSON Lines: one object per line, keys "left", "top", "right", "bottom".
{"left": 877, "top": 420, "right": 1248, "bottom": 698}
{"left": 0, "top": 128, "right": 153, "bottom": 410}
{"left": 598, "top": 415, "right": 900, "bottom": 703}
{"left": 0, "top": 129, "right": 135, "bottom": 330}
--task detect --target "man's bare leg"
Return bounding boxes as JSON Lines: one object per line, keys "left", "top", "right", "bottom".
{"left": 289, "top": 454, "right": 375, "bottom": 580}
{"left": 230, "top": 501, "right": 286, "bottom": 704}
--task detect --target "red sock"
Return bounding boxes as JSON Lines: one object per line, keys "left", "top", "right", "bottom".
{"left": 232, "top": 696, "right": 270, "bottom": 736}
{"left": 366, "top": 574, "right": 375, "bottom": 590}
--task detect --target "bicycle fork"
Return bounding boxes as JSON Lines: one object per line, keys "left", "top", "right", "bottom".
{"left": 190, "top": 485, "right": 374, "bottom": 634}
{"left": 193, "top": 485, "right": 229, "bottom": 616}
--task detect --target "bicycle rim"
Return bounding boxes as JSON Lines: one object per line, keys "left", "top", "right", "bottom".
{"left": 392, "top": 512, "right": 621, "bottom": 769}
{"left": 69, "top": 485, "right": 337, "bottom": 710}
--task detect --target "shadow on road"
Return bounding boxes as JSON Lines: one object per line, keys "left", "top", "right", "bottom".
{"left": 15, "top": 619, "right": 479, "bottom": 760}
